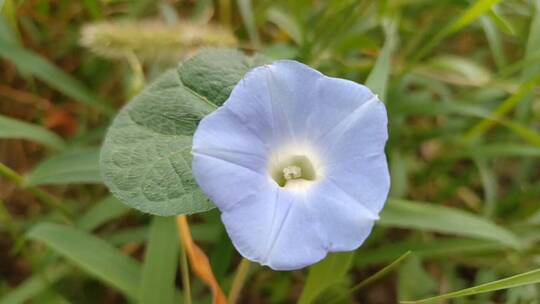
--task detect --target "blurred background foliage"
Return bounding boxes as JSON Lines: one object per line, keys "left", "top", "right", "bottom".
{"left": 1, "top": 0, "right": 540, "bottom": 303}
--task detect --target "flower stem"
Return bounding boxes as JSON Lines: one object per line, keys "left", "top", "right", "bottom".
{"left": 176, "top": 215, "right": 192, "bottom": 304}
{"left": 228, "top": 257, "right": 251, "bottom": 304}
{"left": 0, "top": 162, "right": 72, "bottom": 220}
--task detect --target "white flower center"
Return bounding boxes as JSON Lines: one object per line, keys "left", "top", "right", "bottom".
{"left": 268, "top": 143, "right": 323, "bottom": 191}
{"left": 283, "top": 165, "right": 302, "bottom": 180}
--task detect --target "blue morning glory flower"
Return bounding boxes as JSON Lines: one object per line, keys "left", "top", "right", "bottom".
{"left": 192, "top": 60, "right": 390, "bottom": 270}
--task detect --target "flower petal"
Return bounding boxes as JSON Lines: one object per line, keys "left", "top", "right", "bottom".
{"left": 192, "top": 106, "right": 268, "bottom": 171}
{"left": 309, "top": 181, "right": 377, "bottom": 251}
{"left": 191, "top": 152, "right": 269, "bottom": 211}
{"left": 316, "top": 94, "right": 388, "bottom": 165}
{"left": 221, "top": 187, "right": 327, "bottom": 270}
{"left": 325, "top": 153, "right": 390, "bottom": 214}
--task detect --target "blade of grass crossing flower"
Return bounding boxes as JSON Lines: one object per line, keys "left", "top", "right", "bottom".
{"left": 330, "top": 251, "right": 412, "bottom": 304}
{"left": 176, "top": 215, "right": 226, "bottom": 304}
{"left": 297, "top": 252, "right": 355, "bottom": 304}
{"left": 0, "top": 114, "right": 65, "bottom": 150}
{"left": 140, "top": 216, "right": 178, "bottom": 304}
{"left": 400, "top": 267, "right": 540, "bottom": 304}
{"left": 380, "top": 199, "right": 521, "bottom": 248}
{"left": 27, "top": 223, "right": 141, "bottom": 299}
{"left": 0, "top": 41, "right": 112, "bottom": 114}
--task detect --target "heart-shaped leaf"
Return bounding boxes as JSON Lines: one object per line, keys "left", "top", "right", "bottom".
{"left": 100, "top": 48, "right": 268, "bottom": 216}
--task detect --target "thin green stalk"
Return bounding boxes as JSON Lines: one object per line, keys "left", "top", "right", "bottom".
{"left": 0, "top": 162, "right": 72, "bottom": 219}
{"left": 330, "top": 251, "right": 411, "bottom": 304}
{"left": 177, "top": 216, "right": 192, "bottom": 304}
{"left": 125, "top": 51, "right": 145, "bottom": 99}
{"left": 228, "top": 257, "right": 251, "bottom": 304}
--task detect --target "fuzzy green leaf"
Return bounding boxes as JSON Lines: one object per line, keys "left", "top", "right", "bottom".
{"left": 100, "top": 48, "right": 268, "bottom": 216}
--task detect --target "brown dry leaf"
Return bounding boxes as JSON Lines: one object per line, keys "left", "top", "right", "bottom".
{"left": 44, "top": 106, "right": 77, "bottom": 137}
{"left": 177, "top": 215, "right": 227, "bottom": 304}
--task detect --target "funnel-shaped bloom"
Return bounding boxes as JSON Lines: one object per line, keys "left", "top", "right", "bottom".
{"left": 192, "top": 60, "right": 389, "bottom": 270}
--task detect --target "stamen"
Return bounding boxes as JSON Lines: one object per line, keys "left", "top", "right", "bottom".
{"left": 283, "top": 165, "right": 302, "bottom": 180}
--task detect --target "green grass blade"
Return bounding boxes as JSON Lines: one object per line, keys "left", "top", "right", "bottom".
{"left": 356, "top": 238, "right": 502, "bottom": 267}
{"left": 447, "top": 0, "right": 504, "bottom": 34}
{"left": 379, "top": 199, "right": 521, "bottom": 248}
{"left": 266, "top": 8, "right": 302, "bottom": 44}
{"left": 401, "top": 267, "right": 540, "bottom": 303}
{"left": 365, "top": 18, "right": 398, "bottom": 101}
{"left": 27, "top": 223, "right": 141, "bottom": 299}
{"left": 297, "top": 252, "right": 354, "bottom": 304}
{"left": 0, "top": 264, "right": 70, "bottom": 304}
{"left": 495, "top": 118, "right": 540, "bottom": 147}
{"left": 0, "top": 14, "right": 18, "bottom": 45}
{"left": 350, "top": 251, "right": 411, "bottom": 293}
{"left": 0, "top": 114, "right": 65, "bottom": 150}
{"left": 140, "top": 216, "right": 179, "bottom": 304}
{"left": 525, "top": 0, "right": 540, "bottom": 66}
{"left": 481, "top": 15, "right": 507, "bottom": 69}
{"left": 1, "top": 198, "right": 130, "bottom": 303}
{"left": 104, "top": 227, "right": 149, "bottom": 246}
{"left": 457, "top": 144, "right": 540, "bottom": 158}
{"left": 77, "top": 196, "right": 131, "bottom": 231}
{"left": 0, "top": 41, "right": 112, "bottom": 114}
{"left": 464, "top": 73, "right": 540, "bottom": 142}
{"left": 328, "top": 252, "right": 411, "bottom": 304}
{"left": 487, "top": 9, "right": 515, "bottom": 35}
{"left": 25, "top": 148, "right": 102, "bottom": 186}
{"left": 236, "top": 0, "right": 261, "bottom": 48}
{"left": 405, "top": 0, "right": 503, "bottom": 72}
